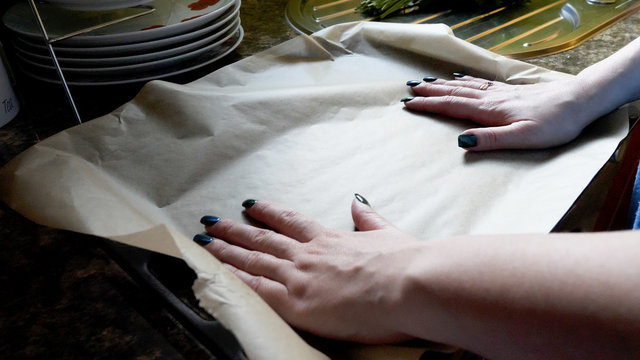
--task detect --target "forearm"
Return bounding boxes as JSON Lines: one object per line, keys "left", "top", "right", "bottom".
{"left": 574, "top": 37, "right": 640, "bottom": 123}
{"left": 399, "top": 231, "right": 640, "bottom": 359}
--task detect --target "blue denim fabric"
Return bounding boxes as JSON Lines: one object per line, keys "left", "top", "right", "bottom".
{"left": 630, "top": 163, "right": 640, "bottom": 229}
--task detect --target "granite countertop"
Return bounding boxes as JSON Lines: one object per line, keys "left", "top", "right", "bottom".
{"left": 1, "top": 1, "right": 640, "bottom": 359}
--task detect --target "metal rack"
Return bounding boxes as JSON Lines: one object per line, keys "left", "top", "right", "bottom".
{"left": 26, "top": 0, "right": 155, "bottom": 124}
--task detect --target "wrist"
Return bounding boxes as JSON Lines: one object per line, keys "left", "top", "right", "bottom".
{"left": 575, "top": 50, "right": 640, "bottom": 120}
{"left": 391, "top": 240, "right": 462, "bottom": 344}
{"left": 563, "top": 75, "right": 609, "bottom": 130}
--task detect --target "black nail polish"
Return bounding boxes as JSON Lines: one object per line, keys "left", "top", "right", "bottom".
{"left": 406, "top": 80, "right": 421, "bottom": 87}
{"left": 458, "top": 134, "right": 477, "bottom": 148}
{"left": 453, "top": 72, "right": 466, "bottom": 78}
{"left": 242, "top": 199, "right": 257, "bottom": 208}
{"left": 423, "top": 76, "right": 437, "bottom": 82}
{"left": 401, "top": 96, "right": 414, "bottom": 103}
{"left": 193, "top": 234, "right": 213, "bottom": 246}
{"left": 200, "top": 215, "right": 220, "bottom": 226}
{"left": 354, "top": 193, "right": 370, "bottom": 206}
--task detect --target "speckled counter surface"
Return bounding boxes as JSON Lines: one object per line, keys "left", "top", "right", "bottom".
{"left": 1, "top": 1, "right": 640, "bottom": 359}
{"left": 526, "top": 11, "right": 640, "bottom": 74}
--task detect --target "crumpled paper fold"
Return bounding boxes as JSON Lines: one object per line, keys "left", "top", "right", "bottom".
{"left": 0, "top": 21, "right": 629, "bottom": 359}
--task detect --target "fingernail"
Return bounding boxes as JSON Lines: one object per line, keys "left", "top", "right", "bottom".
{"left": 242, "top": 199, "right": 257, "bottom": 208}
{"left": 406, "top": 80, "right": 421, "bottom": 87}
{"left": 453, "top": 72, "right": 466, "bottom": 78}
{"left": 200, "top": 215, "right": 220, "bottom": 226}
{"left": 193, "top": 234, "right": 213, "bottom": 246}
{"left": 423, "top": 76, "right": 437, "bottom": 82}
{"left": 458, "top": 134, "right": 477, "bottom": 148}
{"left": 401, "top": 96, "right": 414, "bottom": 103}
{"left": 354, "top": 193, "right": 370, "bottom": 206}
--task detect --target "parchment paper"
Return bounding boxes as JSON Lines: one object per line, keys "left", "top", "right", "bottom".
{"left": 0, "top": 22, "right": 629, "bottom": 359}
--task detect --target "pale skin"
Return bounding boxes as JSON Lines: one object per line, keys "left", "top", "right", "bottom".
{"left": 404, "top": 36, "right": 640, "bottom": 151}
{"left": 196, "top": 37, "right": 640, "bottom": 359}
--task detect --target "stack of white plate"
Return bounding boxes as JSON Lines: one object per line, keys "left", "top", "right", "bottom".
{"left": 2, "top": 0, "right": 243, "bottom": 86}
{"left": 46, "top": 0, "right": 154, "bottom": 11}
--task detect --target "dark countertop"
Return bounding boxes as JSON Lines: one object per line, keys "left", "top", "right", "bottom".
{"left": 1, "top": 1, "right": 640, "bottom": 359}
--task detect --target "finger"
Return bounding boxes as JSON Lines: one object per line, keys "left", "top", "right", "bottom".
{"left": 437, "top": 77, "right": 498, "bottom": 91}
{"left": 451, "top": 74, "right": 495, "bottom": 83}
{"left": 411, "top": 83, "right": 482, "bottom": 99}
{"left": 403, "top": 96, "right": 497, "bottom": 125}
{"left": 449, "top": 74, "right": 493, "bottom": 83}
{"left": 459, "top": 121, "right": 554, "bottom": 151}
{"left": 205, "top": 218, "right": 298, "bottom": 258}
{"left": 351, "top": 194, "right": 395, "bottom": 231}
{"left": 241, "top": 200, "right": 325, "bottom": 242}
{"left": 408, "top": 75, "right": 499, "bottom": 90}
{"left": 202, "top": 234, "right": 294, "bottom": 281}
{"left": 223, "top": 263, "right": 291, "bottom": 310}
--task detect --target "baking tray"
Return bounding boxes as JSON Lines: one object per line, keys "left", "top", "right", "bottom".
{"left": 100, "top": 110, "right": 640, "bottom": 360}
{"left": 100, "top": 239, "right": 249, "bottom": 360}
{"left": 552, "top": 107, "right": 640, "bottom": 232}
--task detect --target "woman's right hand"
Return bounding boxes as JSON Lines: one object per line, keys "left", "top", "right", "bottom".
{"left": 403, "top": 74, "right": 600, "bottom": 151}
{"left": 197, "top": 198, "right": 425, "bottom": 344}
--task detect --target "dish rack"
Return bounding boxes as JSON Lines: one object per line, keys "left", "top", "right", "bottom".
{"left": 27, "top": 0, "right": 154, "bottom": 124}
{"left": 286, "top": 0, "right": 640, "bottom": 59}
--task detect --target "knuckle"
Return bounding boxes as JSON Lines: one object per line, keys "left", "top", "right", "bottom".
{"left": 213, "top": 241, "right": 231, "bottom": 259}
{"left": 483, "top": 128, "right": 499, "bottom": 147}
{"left": 287, "top": 278, "right": 308, "bottom": 299}
{"left": 448, "top": 87, "right": 465, "bottom": 97}
{"left": 294, "top": 256, "right": 314, "bottom": 271}
{"left": 294, "top": 242, "right": 325, "bottom": 269}
{"left": 246, "top": 276, "right": 264, "bottom": 293}
{"left": 243, "top": 251, "right": 262, "bottom": 271}
{"left": 301, "top": 240, "right": 322, "bottom": 255}
{"left": 320, "top": 229, "right": 341, "bottom": 242}
{"left": 255, "top": 202, "right": 304, "bottom": 229}
{"left": 251, "top": 228, "right": 272, "bottom": 245}
{"left": 278, "top": 208, "right": 300, "bottom": 224}
{"left": 228, "top": 267, "right": 240, "bottom": 278}
{"left": 441, "top": 95, "right": 461, "bottom": 105}
{"left": 276, "top": 209, "right": 305, "bottom": 231}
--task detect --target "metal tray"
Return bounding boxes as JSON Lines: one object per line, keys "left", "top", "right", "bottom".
{"left": 286, "top": 0, "right": 640, "bottom": 58}
{"left": 98, "top": 116, "right": 640, "bottom": 359}
{"left": 553, "top": 111, "right": 640, "bottom": 232}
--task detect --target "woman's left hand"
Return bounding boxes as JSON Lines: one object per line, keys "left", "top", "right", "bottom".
{"left": 196, "top": 196, "right": 423, "bottom": 343}
{"left": 403, "top": 75, "right": 597, "bottom": 151}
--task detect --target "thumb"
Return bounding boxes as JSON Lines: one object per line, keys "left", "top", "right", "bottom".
{"left": 351, "top": 194, "right": 395, "bottom": 231}
{"left": 458, "top": 121, "right": 552, "bottom": 151}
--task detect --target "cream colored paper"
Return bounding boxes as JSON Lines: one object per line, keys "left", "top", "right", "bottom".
{"left": 0, "top": 22, "right": 629, "bottom": 359}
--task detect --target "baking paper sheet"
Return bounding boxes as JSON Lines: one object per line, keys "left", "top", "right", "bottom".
{"left": 0, "top": 22, "right": 629, "bottom": 359}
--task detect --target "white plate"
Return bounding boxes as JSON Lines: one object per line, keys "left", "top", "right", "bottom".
{"left": 15, "top": 15, "right": 239, "bottom": 67}
{"left": 17, "top": 20, "right": 240, "bottom": 75}
{"left": 18, "top": 26, "right": 243, "bottom": 86}
{"left": 12, "top": 0, "right": 240, "bottom": 58}
{"left": 3, "top": 0, "right": 235, "bottom": 46}
{"left": 46, "top": 0, "right": 152, "bottom": 11}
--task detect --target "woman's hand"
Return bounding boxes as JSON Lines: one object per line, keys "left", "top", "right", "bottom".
{"left": 195, "top": 196, "right": 423, "bottom": 343}
{"left": 403, "top": 75, "right": 598, "bottom": 151}
{"left": 195, "top": 198, "right": 640, "bottom": 359}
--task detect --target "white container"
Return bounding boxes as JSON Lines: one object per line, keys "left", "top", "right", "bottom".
{"left": 0, "top": 42, "right": 19, "bottom": 128}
